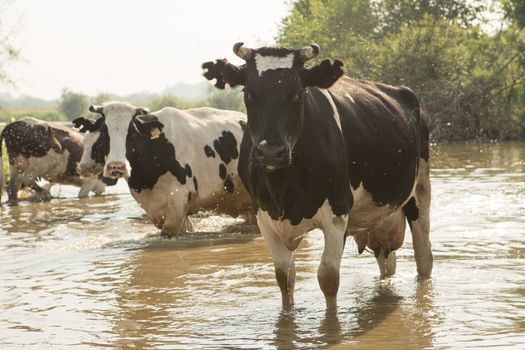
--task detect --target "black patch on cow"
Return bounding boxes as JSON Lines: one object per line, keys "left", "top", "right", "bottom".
{"left": 403, "top": 197, "right": 419, "bottom": 227}
{"left": 328, "top": 82, "right": 421, "bottom": 207}
{"left": 193, "top": 176, "right": 198, "bottom": 191}
{"left": 90, "top": 127, "right": 110, "bottom": 165}
{"left": 219, "top": 163, "right": 227, "bottom": 180}
{"left": 204, "top": 145, "right": 215, "bottom": 158}
{"left": 213, "top": 131, "right": 238, "bottom": 164}
{"left": 2, "top": 119, "right": 62, "bottom": 160}
{"left": 126, "top": 124, "right": 192, "bottom": 192}
{"left": 224, "top": 177, "right": 234, "bottom": 193}
{"left": 185, "top": 164, "right": 192, "bottom": 178}
{"left": 188, "top": 192, "right": 192, "bottom": 202}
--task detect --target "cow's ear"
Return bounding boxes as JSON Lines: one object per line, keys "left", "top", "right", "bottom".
{"left": 135, "top": 107, "right": 149, "bottom": 116}
{"left": 134, "top": 115, "right": 165, "bottom": 139}
{"left": 202, "top": 59, "right": 246, "bottom": 89}
{"left": 300, "top": 59, "right": 345, "bottom": 88}
{"left": 73, "top": 117, "right": 98, "bottom": 133}
{"left": 89, "top": 105, "right": 104, "bottom": 114}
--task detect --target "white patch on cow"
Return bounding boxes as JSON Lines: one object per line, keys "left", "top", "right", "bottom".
{"left": 255, "top": 53, "right": 294, "bottom": 77}
{"left": 345, "top": 93, "right": 355, "bottom": 103}
{"left": 257, "top": 200, "right": 347, "bottom": 251}
{"left": 319, "top": 88, "right": 342, "bottom": 132}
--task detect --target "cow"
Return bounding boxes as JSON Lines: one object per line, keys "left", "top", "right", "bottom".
{"left": 0, "top": 117, "right": 111, "bottom": 204}
{"left": 202, "top": 43, "right": 433, "bottom": 308}
{"left": 72, "top": 101, "right": 253, "bottom": 237}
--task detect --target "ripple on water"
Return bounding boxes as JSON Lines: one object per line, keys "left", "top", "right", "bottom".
{"left": 0, "top": 143, "right": 524, "bottom": 349}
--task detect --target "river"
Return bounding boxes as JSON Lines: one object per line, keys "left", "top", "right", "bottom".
{"left": 0, "top": 142, "right": 523, "bottom": 349}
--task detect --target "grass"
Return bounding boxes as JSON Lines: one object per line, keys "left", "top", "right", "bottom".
{"left": 0, "top": 108, "right": 66, "bottom": 123}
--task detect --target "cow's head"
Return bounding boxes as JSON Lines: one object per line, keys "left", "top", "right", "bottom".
{"left": 72, "top": 102, "right": 149, "bottom": 179}
{"left": 202, "top": 43, "right": 344, "bottom": 170}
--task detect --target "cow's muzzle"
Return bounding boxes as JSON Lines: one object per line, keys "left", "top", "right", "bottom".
{"left": 105, "top": 161, "right": 126, "bottom": 179}
{"left": 252, "top": 140, "right": 290, "bottom": 170}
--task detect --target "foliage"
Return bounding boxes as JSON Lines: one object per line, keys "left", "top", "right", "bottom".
{"left": 58, "top": 89, "right": 88, "bottom": 120}
{"left": 277, "top": 0, "right": 525, "bottom": 142}
{"left": 0, "top": 108, "right": 66, "bottom": 123}
{"left": 206, "top": 86, "right": 245, "bottom": 112}
{"left": 147, "top": 94, "right": 201, "bottom": 111}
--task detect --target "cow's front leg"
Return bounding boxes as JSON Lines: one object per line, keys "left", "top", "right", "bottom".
{"left": 318, "top": 213, "right": 348, "bottom": 308}
{"left": 78, "top": 175, "right": 106, "bottom": 197}
{"left": 257, "top": 211, "right": 295, "bottom": 309}
{"left": 160, "top": 193, "right": 187, "bottom": 238}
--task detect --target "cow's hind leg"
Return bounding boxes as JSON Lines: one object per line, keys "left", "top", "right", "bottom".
{"left": 7, "top": 167, "right": 21, "bottom": 205}
{"left": 404, "top": 159, "right": 433, "bottom": 277}
{"left": 257, "top": 212, "right": 295, "bottom": 309}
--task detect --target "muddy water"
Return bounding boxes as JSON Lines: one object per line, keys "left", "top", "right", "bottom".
{"left": 0, "top": 143, "right": 524, "bottom": 349}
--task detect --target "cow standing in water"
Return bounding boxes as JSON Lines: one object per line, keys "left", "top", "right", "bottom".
{"left": 0, "top": 117, "right": 109, "bottom": 204}
{"left": 73, "top": 102, "right": 253, "bottom": 237}
{"left": 202, "top": 43, "right": 432, "bottom": 308}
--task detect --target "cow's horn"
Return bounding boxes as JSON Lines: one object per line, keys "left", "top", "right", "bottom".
{"left": 89, "top": 105, "right": 103, "bottom": 114}
{"left": 233, "top": 42, "right": 252, "bottom": 61}
{"left": 300, "top": 44, "right": 320, "bottom": 60}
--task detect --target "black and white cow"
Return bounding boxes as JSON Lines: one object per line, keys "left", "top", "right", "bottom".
{"left": 0, "top": 117, "right": 109, "bottom": 204}
{"left": 202, "top": 43, "right": 432, "bottom": 308}
{"left": 72, "top": 102, "right": 253, "bottom": 236}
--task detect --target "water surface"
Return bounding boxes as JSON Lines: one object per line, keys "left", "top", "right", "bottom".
{"left": 1, "top": 143, "right": 524, "bottom": 349}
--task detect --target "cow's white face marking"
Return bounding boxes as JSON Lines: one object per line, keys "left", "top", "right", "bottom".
{"left": 255, "top": 53, "right": 294, "bottom": 77}
{"left": 102, "top": 102, "right": 137, "bottom": 177}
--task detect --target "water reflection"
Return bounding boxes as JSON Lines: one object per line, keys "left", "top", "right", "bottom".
{"left": 1, "top": 195, "right": 122, "bottom": 234}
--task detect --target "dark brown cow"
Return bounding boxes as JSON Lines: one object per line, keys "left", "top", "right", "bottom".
{"left": 202, "top": 43, "right": 432, "bottom": 308}
{"left": 0, "top": 117, "right": 110, "bottom": 204}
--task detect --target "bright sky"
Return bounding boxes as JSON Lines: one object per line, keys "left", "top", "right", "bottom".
{"left": 3, "top": 0, "right": 291, "bottom": 99}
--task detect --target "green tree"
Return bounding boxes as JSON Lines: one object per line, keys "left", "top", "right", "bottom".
{"left": 277, "top": 0, "right": 525, "bottom": 141}
{"left": 148, "top": 95, "right": 199, "bottom": 111}
{"left": 206, "top": 86, "right": 245, "bottom": 112}
{"left": 93, "top": 92, "right": 113, "bottom": 105}
{"left": 58, "top": 89, "right": 88, "bottom": 120}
